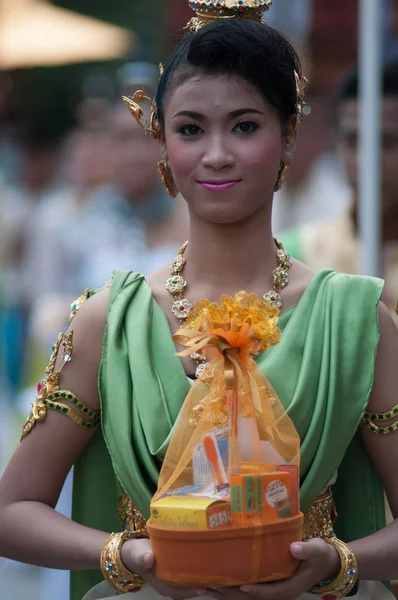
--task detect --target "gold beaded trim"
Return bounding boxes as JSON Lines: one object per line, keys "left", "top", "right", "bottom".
{"left": 363, "top": 404, "right": 398, "bottom": 435}
{"left": 101, "top": 531, "right": 146, "bottom": 594}
{"left": 311, "top": 537, "right": 358, "bottom": 598}
{"left": 302, "top": 487, "right": 337, "bottom": 542}
{"left": 118, "top": 494, "right": 149, "bottom": 537}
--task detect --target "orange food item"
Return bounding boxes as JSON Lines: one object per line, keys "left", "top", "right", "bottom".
{"left": 277, "top": 465, "right": 299, "bottom": 516}
{"left": 262, "top": 472, "right": 291, "bottom": 520}
{"left": 150, "top": 495, "right": 231, "bottom": 531}
{"left": 230, "top": 471, "right": 292, "bottom": 525}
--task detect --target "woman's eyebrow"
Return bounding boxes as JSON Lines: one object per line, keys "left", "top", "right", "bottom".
{"left": 173, "top": 108, "right": 264, "bottom": 119}
{"left": 173, "top": 110, "right": 204, "bottom": 119}
{"left": 229, "top": 108, "right": 264, "bottom": 117}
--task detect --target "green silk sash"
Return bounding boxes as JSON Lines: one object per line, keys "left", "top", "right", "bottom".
{"left": 71, "top": 269, "right": 385, "bottom": 600}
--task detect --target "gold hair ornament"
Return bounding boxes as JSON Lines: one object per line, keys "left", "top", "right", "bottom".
{"left": 186, "top": 0, "right": 272, "bottom": 32}
{"left": 122, "top": 90, "right": 160, "bottom": 140}
{"left": 122, "top": 1, "right": 310, "bottom": 147}
{"left": 186, "top": 1, "right": 310, "bottom": 124}
{"left": 294, "top": 70, "right": 311, "bottom": 129}
{"left": 274, "top": 72, "right": 310, "bottom": 191}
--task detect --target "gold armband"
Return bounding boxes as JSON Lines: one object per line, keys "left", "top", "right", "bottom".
{"left": 21, "top": 395, "right": 100, "bottom": 441}
{"left": 362, "top": 302, "right": 398, "bottom": 435}
{"left": 21, "top": 321, "right": 100, "bottom": 441}
{"left": 101, "top": 531, "right": 147, "bottom": 593}
{"left": 362, "top": 403, "right": 398, "bottom": 435}
{"left": 311, "top": 537, "right": 358, "bottom": 598}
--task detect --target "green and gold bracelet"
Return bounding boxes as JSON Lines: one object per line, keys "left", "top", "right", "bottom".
{"left": 363, "top": 403, "right": 398, "bottom": 435}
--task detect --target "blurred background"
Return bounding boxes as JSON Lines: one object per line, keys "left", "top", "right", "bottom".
{"left": 0, "top": 0, "right": 397, "bottom": 598}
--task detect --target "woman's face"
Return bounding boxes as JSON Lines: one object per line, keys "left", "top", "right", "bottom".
{"left": 163, "top": 73, "right": 296, "bottom": 224}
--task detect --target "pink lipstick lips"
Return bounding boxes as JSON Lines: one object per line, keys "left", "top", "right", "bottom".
{"left": 199, "top": 180, "right": 241, "bottom": 192}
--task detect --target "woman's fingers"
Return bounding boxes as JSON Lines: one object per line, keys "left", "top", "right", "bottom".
{"left": 121, "top": 537, "right": 155, "bottom": 576}
{"left": 122, "top": 537, "right": 207, "bottom": 598}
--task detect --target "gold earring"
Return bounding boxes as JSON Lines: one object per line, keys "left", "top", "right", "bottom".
{"left": 158, "top": 160, "right": 178, "bottom": 198}
{"left": 275, "top": 163, "right": 289, "bottom": 191}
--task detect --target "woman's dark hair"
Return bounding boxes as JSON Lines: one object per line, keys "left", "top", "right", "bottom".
{"left": 155, "top": 18, "right": 302, "bottom": 130}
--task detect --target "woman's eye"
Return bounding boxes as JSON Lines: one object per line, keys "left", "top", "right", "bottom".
{"left": 178, "top": 123, "right": 203, "bottom": 136}
{"left": 234, "top": 121, "right": 259, "bottom": 134}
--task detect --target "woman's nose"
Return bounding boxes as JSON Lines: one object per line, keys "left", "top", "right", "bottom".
{"left": 201, "top": 134, "right": 235, "bottom": 171}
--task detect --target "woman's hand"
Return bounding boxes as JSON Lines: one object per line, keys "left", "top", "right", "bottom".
{"left": 121, "top": 537, "right": 207, "bottom": 599}
{"left": 205, "top": 539, "right": 340, "bottom": 600}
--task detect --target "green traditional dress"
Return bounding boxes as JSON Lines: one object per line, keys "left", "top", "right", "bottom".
{"left": 71, "top": 269, "right": 393, "bottom": 600}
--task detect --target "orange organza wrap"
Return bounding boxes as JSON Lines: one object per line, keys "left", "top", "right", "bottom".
{"left": 155, "top": 291, "right": 300, "bottom": 500}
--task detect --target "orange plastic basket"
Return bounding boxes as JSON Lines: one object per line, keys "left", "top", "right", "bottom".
{"left": 147, "top": 513, "right": 303, "bottom": 588}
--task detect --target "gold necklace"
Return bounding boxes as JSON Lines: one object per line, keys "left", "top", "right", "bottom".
{"left": 166, "top": 239, "right": 292, "bottom": 377}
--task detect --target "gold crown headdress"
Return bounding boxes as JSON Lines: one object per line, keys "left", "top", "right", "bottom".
{"left": 186, "top": 0, "right": 272, "bottom": 31}
{"left": 122, "top": 0, "right": 310, "bottom": 139}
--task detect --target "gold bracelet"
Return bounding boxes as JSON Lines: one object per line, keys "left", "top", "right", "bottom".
{"left": 101, "top": 531, "right": 146, "bottom": 593}
{"left": 363, "top": 404, "right": 398, "bottom": 435}
{"left": 311, "top": 537, "right": 358, "bottom": 598}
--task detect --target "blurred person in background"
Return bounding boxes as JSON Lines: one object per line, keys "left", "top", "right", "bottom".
{"left": 16, "top": 126, "right": 63, "bottom": 201}
{"left": 0, "top": 125, "right": 63, "bottom": 401}
{"left": 280, "top": 60, "right": 398, "bottom": 327}
{"left": 0, "top": 73, "right": 20, "bottom": 184}
{"left": 26, "top": 63, "right": 189, "bottom": 357}
{"left": 112, "top": 60, "right": 189, "bottom": 270}
{"left": 271, "top": 106, "right": 350, "bottom": 233}
{"left": 107, "top": 100, "right": 189, "bottom": 273}
{"left": 0, "top": 182, "right": 30, "bottom": 401}
{"left": 22, "top": 123, "right": 146, "bottom": 299}
{"left": 22, "top": 122, "right": 147, "bottom": 389}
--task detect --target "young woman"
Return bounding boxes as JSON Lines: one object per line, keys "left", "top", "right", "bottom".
{"left": 1, "top": 2, "right": 398, "bottom": 599}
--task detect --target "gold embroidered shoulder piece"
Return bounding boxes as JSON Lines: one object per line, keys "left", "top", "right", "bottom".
{"left": 68, "top": 286, "right": 90, "bottom": 325}
{"left": 21, "top": 285, "right": 100, "bottom": 441}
